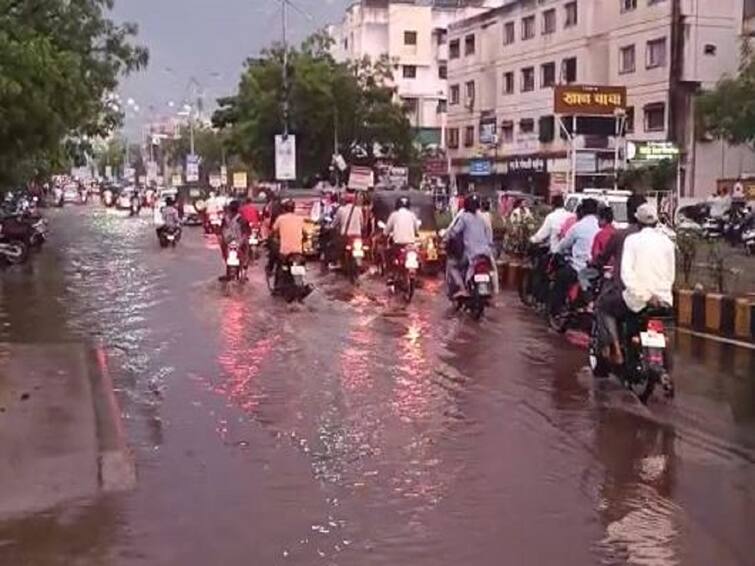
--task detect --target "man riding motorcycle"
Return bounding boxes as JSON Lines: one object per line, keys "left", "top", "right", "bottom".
{"left": 268, "top": 199, "right": 302, "bottom": 274}
{"left": 156, "top": 197, "right": 182, "bottom": 241}
{"left": 442, "top": 193, "right": 493, "bottom": 299}
{"left": 331, "top": 192, "right": 364, "bottom": 270}
{"left": 383, "top": 196, "right": 420, "bottom": 282}
{"left": 219, "top": 200, "right": 251, "bottom": 281}
{"left": 594, "top": 203, "right": 675, "bottom": 365}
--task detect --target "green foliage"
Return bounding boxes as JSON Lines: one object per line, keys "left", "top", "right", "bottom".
{"left": 0, "top": 0, "right": 148, "bottom": 187}
{"left": 213, "top": 30, "right": 414, "bottom": 182}
{"left": 697, "top": 41, "right": 755, "bottom": 146}
{"left": 163, "top": 125, "right": 227, "bottom": 174}
{"left": 675, "top": 228, "right": 701, "bottom": 286}
{"left": 618, "top": 159, "right": 676, "bottom": 193}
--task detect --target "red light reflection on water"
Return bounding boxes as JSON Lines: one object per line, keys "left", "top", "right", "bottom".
{"left": 392, "top": 310, "right": 433, "bottom": 422}
{"left": 213, "top": 297, "right": 278, "bottom": 413}
{"left": 339, "top": 316, "right": 374, "bottom": 392}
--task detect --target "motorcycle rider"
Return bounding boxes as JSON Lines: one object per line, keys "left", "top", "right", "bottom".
{"left": 551, "top": 198, "right": 600, "bottom": 317}
{"left": 331, "top": 192, "right": 364, "bottom": 268}
{"left": 530, "top": 194, "right": 572, "bottom": 253}
{"left": 219, "top": 200, "right": 251, "bottom": 281}
{"left": 156, "top": 197, "right": 181, "bottom": 240}
{"left": 205, "top": 191, "right": 224, "bottom": 231}
{"left": 442, "top": 193, "right": 493, "bottom": 299}
{"left": 595, "top": 204, "right": 675, "bottom": 364}
{"left": 240, "top": 197, "right": 261, "bottom": 230}
{"left": 269, "top": 198, "right": 306, "bottom": 275}
{"left": 383, "top": 196, "right": 420, "bottom": 281}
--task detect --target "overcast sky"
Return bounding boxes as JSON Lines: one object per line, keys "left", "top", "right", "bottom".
{"left": 111, "top": 0, "right": 349, "bottom": 137}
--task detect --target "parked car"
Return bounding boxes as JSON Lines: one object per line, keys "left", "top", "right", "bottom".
{"left": 564, "top": 189, "right": 632, "bottom": 229}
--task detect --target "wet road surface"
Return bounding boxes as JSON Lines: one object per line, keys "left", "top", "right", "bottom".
{"left": 0, "top": 205, "right": 753, "bottom": 566}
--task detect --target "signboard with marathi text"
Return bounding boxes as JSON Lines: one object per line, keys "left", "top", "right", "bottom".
{"left": 348, "top": 165, "right": 374, "bottom": 191}
{"left": 554, "top": 85, "right": 627, "bottom": 115}
{"left": 232, "top": 171, "right": 248, "bottom": 190}
{"left": 627, "top": 141, "right": 680, "bottom": 162}
{"left": 469, "top": 159, "right": 492, "bottom": 177}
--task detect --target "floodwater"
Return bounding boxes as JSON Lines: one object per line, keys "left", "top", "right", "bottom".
{"left": 0, "top": 205, "right": 753, "bottom": 566}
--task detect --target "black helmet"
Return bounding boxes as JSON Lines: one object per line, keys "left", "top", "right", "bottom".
{"left": 165, "top": 197, "right": 175, "bottom": 206}
{"left": 282, "top": 198, "right": 296, "bottom": 213}
{"left": 228, "top": 199, "right": 240, "bottom": 214}
{"left": 396, "top": 196, "right": 410, "bottom": 210}
{"left": 464, "top": 193, "right": 481, "bottom": 213}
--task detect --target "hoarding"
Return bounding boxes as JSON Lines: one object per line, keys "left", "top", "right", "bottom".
{"left": 554, "top": 85, "right": 627, "bottom": 115}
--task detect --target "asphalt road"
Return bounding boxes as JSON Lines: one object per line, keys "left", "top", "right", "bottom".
{"left": 0, "top": 205, "right": 753, "bottom": 566}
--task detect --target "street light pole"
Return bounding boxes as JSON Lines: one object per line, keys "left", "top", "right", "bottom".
{"left": 281, "top": 0, "right": 289, "bottom": 138}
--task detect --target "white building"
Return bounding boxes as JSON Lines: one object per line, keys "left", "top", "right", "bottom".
{"left": 446, "top": 0, "right": 755, "bottom": 199}
{"left": 328, "top": 0, "right": 497, "bottom": 145}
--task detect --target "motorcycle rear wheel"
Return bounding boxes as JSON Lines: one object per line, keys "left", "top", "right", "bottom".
{"left": 4, "top": 241, "right": 29, "bottom": 265}
{"left": 403, "top": 276, "right": 416, "bottom": 304}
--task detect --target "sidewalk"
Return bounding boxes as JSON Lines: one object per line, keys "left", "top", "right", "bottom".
{"left": 0, "top": 343, "right": 133, "bottom": 519}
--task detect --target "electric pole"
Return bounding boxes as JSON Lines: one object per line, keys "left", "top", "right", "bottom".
{"left": 281, "top": 0, "right": 289, "bottom": 138}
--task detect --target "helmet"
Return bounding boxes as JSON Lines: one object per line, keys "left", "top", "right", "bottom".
{"left": 282, "top": 198, "right": 296, "bottom": 213}
{"left": 165, "top": 197, "right": 175, "bottom": 206}
{"left": 396, "top": 196, "right": 410, "bottom": 210}
{"left": 464, "top": 193, "right": 481, "bottom": 213}
{"left": 228, "top": 199, "right": 240, "bottom": 214}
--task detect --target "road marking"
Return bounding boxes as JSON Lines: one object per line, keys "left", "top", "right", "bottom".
{"left": 675, "top": 328, "right": 755, "bottom": 350}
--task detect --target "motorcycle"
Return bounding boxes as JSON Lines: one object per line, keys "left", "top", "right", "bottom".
{"left": 518, "top": 243, "right": 551, "bottom": 309}
{"left": 206, "top": 211, "right": 223, "bottom": 235}
{"left": 248, "top": 227, "right": 263, "bottom": 262}
{"left": 267, "top": 253, "right": 311, "bottom": 302}
{"left": 103, "top": 191, "right": 114, "bottom": 208}
{"left": 455, "top": 255, "right": 494, "bottom": 320}
{"left": 549, "top": 258, "right": 605, "bottom": 334}
{"left": 588, "top": 304, "right": 675, "bottom": 404}
{"left": 158, "top": 226, "right": 181, "bottom": 248}
{"left": 343, "top": 236, "right": 367, "bottom": 284}
{"left": 702, "top": 216, "right": 723, "bottom": 239}
{"left": 388, "top": 245, "right": 420, "bottom": 304}
{"left": 224, "top": 241, "right": 245, "bottom": 282}
{"left": 743, "top": 226, "right": 755, "bottom": 255}
{"left": 129, "top": 199, "right": 141, "bottom": 217}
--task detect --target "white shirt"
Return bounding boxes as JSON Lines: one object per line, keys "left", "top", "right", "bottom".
{"left": 621, "top": 227, "right": 675, "bottom": 312}
{"left": 385, "top": 208, "right": 420, "bottom": 245}
{"left": 531, "top": 208, "right": 573, "bottom": 253}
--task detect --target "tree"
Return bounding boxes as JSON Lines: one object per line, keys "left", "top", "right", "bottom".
{"left": 163, "top": 125, "right": 227, "bottom": 175}
{"left": 213, "top": 31, "right": 414, "bottom": 182}
{"left": 697, "top": 42, "right": 755, "bottom": 146}
{"left": 0, "top": 0, "right": 148, "bottom": 187}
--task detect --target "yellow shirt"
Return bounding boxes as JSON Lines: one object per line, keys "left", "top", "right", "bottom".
{"left": 273, "top": 213, "right": 305, "bottom": 255}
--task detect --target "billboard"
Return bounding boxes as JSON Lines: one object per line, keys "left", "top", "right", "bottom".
{"left": 554, "top": 85, "right": 627, "bottom": 115}
{"left": 275, "top": 135, "right": 297, "bottom": 181}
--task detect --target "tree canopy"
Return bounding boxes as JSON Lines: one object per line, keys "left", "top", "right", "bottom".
{"left": 213, "top": 31, "right": 414, "bottom": 183}
{"left": 0, "top": 0, "right": 148, "bottom": 186}
{"left": 697, "top": 42, "right": 755, "bottom": 146}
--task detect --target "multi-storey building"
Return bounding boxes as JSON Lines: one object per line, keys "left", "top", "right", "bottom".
{"left": 446, "top": 0, "right": 755, "bottom": 198}
{"left": 328, "top": 0, "right": 496, "bottom": 145}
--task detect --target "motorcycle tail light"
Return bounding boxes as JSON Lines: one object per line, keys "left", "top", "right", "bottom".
{"left": 473, "top": 260, "right": 491, "bottom": 274}
{"left": 647, "top": 319, "right": 665, "bottom": 333}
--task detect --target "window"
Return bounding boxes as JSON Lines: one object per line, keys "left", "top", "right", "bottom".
{"left": 562, "top": 57, "right": 577, "bottom": 83}
{"left": 522, "top": 67, "right": 535, "bottom": 92}
{"left": 542, "top": 9, "right": 556, "bottom": 35}
{"left": 500, "top": 121, "right": 514, "bottom": 143}
{"left": 438, "top": 64, "right": 447, "bottom": 79}
{"left": 646, "top": 38, "right": 667, "bottom": 68}
{"left": 464, "top": 125, "right": 475, "bottom": 147}
{"left": 541, "top": 62, "right": 556, "bottom": 87}
{"left": 449, "top": 39, "right": 460, "bottom": 59}
{"left": 619, "top": 45, "right": 636, "bottom": 74}
{"left": 503, "top": 71, "right": 515, "bottom": 94}
{"left": 404, "top": 31, "right": 417, "bottom": 46}
{"left": 402, "top": 65, "right": 417, "bottom": 79}
{"left": 620, "top": 0, "right": 637, "bottom": 12}
{"left": 464, "top": 34, "right": 476, "bottom": 56}
{"left": 704, "top": 44, "right": 717, "bottom": 56}
{"left": 448, "top": 127, "right": 459, "bottom": 149}
{"left": 564, "top": 1, "right": 578, "bottom": 27}
{"left": 437, "top": 100, "right": 448, "bottom": 114}
{"left": 520, "top": 118, "right": 535, "bottom": 134}
{"left": 465, "top": 81, "right": 476, "bottom": 106}
{"left": 539, "top": 115, "right": 555, "bottom": 143}
{"left": 644, "top": 103, "right": 665, "bottom": 132}
{"left": 437, "top": 29, "right": 448, "bottom": 45}
{"left": 522, "top": 15, "right": 536, "bottom": 40}
{"left": 450, "top": 84, "right": 460, "bottom": 105}
{"left": 503, "top": 21, "right": 515, "bottom": 45}
{"left": 625, "top": 106, "right": 635, "bottom": 133}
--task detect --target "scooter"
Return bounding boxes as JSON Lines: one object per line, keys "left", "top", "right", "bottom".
{"left": 267, "top": 253, "right": 311, "bottom": 302}
{"left": 225, "top": 241, "right": 244, "bottom": 282}
{"left": 388, "top": 244, "right": 419, "bottom": 304}
{"left": 248, "top": 227, "right": 264, "bottom": 262}
{"left": 456, "top": 255, "right": 494, "bottom": 321}
{"left": 588, "top": 304, "right": 675, "bottom": 404}
{"left": 343, "top": 236, "right": 367, "bottom": 284}
{"left": 158, "top": 226, "right": 181, "bottom": 248}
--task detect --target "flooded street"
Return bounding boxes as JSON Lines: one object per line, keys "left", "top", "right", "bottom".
{"left": 1, "top": 206, "right": 753, "bottom": 566}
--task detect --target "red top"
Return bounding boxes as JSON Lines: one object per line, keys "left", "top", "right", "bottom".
{"left": 240, "top": 203, "right": 261, "bottom": 227}
{"left": 591, "top": 224, "right": 617, "bottom": 261}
